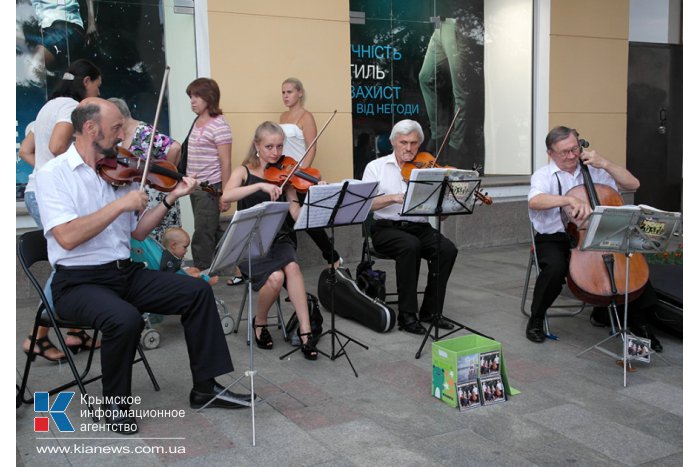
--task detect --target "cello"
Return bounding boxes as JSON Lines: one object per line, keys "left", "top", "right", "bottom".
{"left": 563, "top": 139, "right": 649, "bottom": 306}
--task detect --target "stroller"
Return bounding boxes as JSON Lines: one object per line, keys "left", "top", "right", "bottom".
{"left": 129, "top": 236, "right": 234, "bottom": 349}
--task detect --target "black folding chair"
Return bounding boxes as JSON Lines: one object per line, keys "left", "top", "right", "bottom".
{"left": 16, "top": 230, "right": 159, "bottom": 416}
{"left": 361, "top": 213, "right": 425, "bottom": 306}
{"left": 520, "top": 222, "right": 588, "bottom": 339}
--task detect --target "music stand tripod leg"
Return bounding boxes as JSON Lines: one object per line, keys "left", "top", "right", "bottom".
{"left": 413, "top": 180, "right": 492, "bottom": 359}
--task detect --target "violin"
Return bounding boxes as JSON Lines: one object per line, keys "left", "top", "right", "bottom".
{"left": 401, "top": 151, "right": 493, "bottom": 205}
{"left": 263, "top": 155, "right": 321, "bottom": 193}
{"left": 98, "top": 147, "right": 221, "bottom": 196}
{"left": 564, "top": 138, "right": 648, "bottom": 306}
{"left": 401, "top": 151, "right": 452, "bottom": 181}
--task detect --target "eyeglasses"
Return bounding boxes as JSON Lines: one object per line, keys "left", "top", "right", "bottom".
{"left": 554, "top": 145, "right": 582, "bottom": 157}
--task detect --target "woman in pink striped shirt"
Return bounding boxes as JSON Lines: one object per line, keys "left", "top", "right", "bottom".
{"left": 184, "top": 78, "right": 232, "bottom": 269}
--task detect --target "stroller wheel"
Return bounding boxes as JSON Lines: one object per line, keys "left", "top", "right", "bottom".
{"left": 141, "top": 329, "right": 161, "bottom": 350}
{"left": 221, "top": 315, "right": 234, "bottom": 335}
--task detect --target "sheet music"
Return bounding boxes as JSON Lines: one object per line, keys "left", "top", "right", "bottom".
{"left": 581, "top": 205, "right": 681, "bottom": 253}
{"left": 294, "top": 179, "right": 378, "bottom": 230}
{"left": 403, "top": 168, "right": 480, "bottom": 215}
{"left": 207, "top": 201, "right": 289, "bottom": 276}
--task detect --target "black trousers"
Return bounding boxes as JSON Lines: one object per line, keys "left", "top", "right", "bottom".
{"left": 52, "top": 263, "right": 234, "bottom": 398}
{"left": 371, "top": 220, "right": 457, "bottom": 318}
{"left": 531, "top": 232, "right": 657, "bottom": 327}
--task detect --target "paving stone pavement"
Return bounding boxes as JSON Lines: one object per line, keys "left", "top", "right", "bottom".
{"left": 16, "top": 243, "right": 683, "bottom": 466}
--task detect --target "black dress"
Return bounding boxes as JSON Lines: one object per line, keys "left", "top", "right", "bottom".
{"left": 237, "top": 167, "right": 298, "bottom": 291}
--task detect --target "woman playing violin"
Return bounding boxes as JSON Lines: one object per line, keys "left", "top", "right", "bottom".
{"left": 279, "top": 77, "right": 341, "bottom": 268}
{"left": 109, "top": 97, "right": 182, "bottom": 243}
{"left": 221, "top": 121, "right": 318, "bottom": 360}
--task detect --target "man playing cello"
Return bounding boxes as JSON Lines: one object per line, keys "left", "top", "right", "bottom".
{"left": 527, "top": 126, "right": 662, "bottom": 351}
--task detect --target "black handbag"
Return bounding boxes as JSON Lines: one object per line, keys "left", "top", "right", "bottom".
{"left": 355, "top": 232, "right": 387, "bottom": 301}
{"left": 177, "top": 118, "right": 197, "bottom": 175}
{"left": 284, "top": 293, "right": 324, "bottom": 343}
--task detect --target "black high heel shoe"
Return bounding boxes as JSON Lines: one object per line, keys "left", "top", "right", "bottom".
{"left": 23, "top": 335, "right": 67, "bottom": 363}
{"left": 252, "top": 318, "right": 273, "bottom": 350}
{"left": 66, "top": 330, "right": 99, "bottom": 355}
{"left": 297, "top": 329, "right": 318, "bottom": 361}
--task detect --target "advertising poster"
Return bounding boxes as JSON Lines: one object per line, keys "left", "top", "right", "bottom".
{"left": 16, "top": 0, "right": 170, "bottom": 199}
{"left": 350, "top": 0, "right": 485, "bottom": 179}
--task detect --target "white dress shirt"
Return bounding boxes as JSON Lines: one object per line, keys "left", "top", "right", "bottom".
{"left": 528, "top": 159, "right": 617, "bottom": 234}
{"left": 36, "top": 144, "right": 138, "bottom": 267}
{"left": 361, "top": 153, "right": 428, "bottom": 223}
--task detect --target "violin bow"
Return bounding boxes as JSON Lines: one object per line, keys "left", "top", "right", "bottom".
{"left": 279, "top": 109, "right": 337, "bottom": 192}
{"left": 433, "top": 106, "right": 461, "bottom": 166}
{"left": 138, "top": 66, "right": 171, "bottom": 192}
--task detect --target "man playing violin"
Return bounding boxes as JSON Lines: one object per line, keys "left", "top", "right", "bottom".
{"left": 36, "top": 98, "right": 251, "bottom": 435}
{"left": 527, "top": 126, "right": 662, "bottom": 350}
{"left": 362, "top": 119, "right": 458, "bottom": 335}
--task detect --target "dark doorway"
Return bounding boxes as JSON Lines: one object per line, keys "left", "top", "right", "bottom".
{"left": 626, "top": 42, "right": 682, "bottom": 211}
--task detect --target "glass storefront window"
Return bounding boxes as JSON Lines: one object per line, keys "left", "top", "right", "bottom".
{"left": 350, "top": 0, "right": 533, "bottom": 177}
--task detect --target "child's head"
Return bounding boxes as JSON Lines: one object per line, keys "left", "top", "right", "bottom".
{"left": 162, "top": 227, "right": 190, "bottom": 259}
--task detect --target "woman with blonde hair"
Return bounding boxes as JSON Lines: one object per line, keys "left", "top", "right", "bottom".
{"left": 279, "top": 77, "right": 341, "bottom": 268}
{"left": 221, "top": 121, "right": 318, "bottom": 360}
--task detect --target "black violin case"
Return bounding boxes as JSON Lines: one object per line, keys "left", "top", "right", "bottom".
{"left": 317, "top": 267, "right": 395, "bottom": 333}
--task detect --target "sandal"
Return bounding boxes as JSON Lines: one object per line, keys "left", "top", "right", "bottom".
{"left": 226, "top": 276, "right": 244, "bottom": 286}
{"left": 24, "top": 335, "right": 67, "bottom": 363}
{"left": 66, "top": 330, "right": 100, "bottom": 355}
{"left": 252, "top": 318, "right": 273, "bottom": 350}
{"left": 297, "top": 329, "right": 318, "bottom": 361}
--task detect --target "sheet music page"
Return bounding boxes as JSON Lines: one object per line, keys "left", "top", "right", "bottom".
{"left": 582, "top": 205, "right": 682, "bottom": 252}
{"left": 294, "top": 179, "right": 378, "bottom": 229}
{"left": 403, "top": 168, "right": 479, "bottom": 215}
{"left": 208, "top": 201, "right": 289, "bottom": 275}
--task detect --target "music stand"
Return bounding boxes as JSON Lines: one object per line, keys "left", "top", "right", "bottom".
{"left": 279, "top": 180, "right": 378, "bottom": 377}
{"left": 204, "top": 201, "right": 305, "bottom": 446}
{"left": 575, "top": 205, "right": 681, "bottom": 387}
{"left": 401, "top": 168, "right": 493, "bottom": 359}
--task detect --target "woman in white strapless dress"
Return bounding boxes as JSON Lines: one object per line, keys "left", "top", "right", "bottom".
{"left": 279, "top": 77, "right": 341, "bottom": 268}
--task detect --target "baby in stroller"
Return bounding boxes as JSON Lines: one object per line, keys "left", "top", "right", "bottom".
{"left": 130, "top": 228, "right": 230, "bottom": 348}
{"left": 160, "top": 227, "right": 219, "bottom": 285}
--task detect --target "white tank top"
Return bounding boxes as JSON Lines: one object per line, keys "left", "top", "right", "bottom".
{"left": 280, "top": 123, "right": 306, "bottom": 161}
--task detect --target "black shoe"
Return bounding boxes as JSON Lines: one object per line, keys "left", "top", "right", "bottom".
{"left": 103, "top": 403, "right": 138, "bottom": 435}
{"left": 297, "top": 329, "right": 318, "bottom": 361}
{"left": 526, "top": 327, "right": 546, "bottom": 343}
{"left": 589, "top": 308, "right": 610, "bottom": 328}
{"left": 252, "top": 317, "right": 273, "bottom": 350}
{"left": 189, "top": 383, "right": 252, "bottom": 409}
{"left": 419, "top": 313, "right": 455, "bottom": 330}
{"left": 631, "top": 325, "right": 663, "bottom": 353}
{"left": 398, "top": 314, "right": 426, "bottom": 335}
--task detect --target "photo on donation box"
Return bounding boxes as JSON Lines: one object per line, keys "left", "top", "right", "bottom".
{"left": 481, "top": 375, "right": 506, "bottom": 405}
{"left": 479, "top": 350, "right": 500, "bottom": 378}
{"left": 458, "top": 381, "right": 482, "bottom": 410}
{"left": 457, "top": 353, "right": 479, "bottom": 385}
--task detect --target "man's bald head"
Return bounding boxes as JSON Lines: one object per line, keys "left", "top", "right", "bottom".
{"left": 72, "top": 97, "right": 121, "bottom": 134}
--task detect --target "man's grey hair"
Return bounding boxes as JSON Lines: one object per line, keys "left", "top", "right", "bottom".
{"left": 71, "top": 103, "right": 101, "bottom": 134}
{"left": 390, "top": 119, "right": 424, "bottom": 144}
